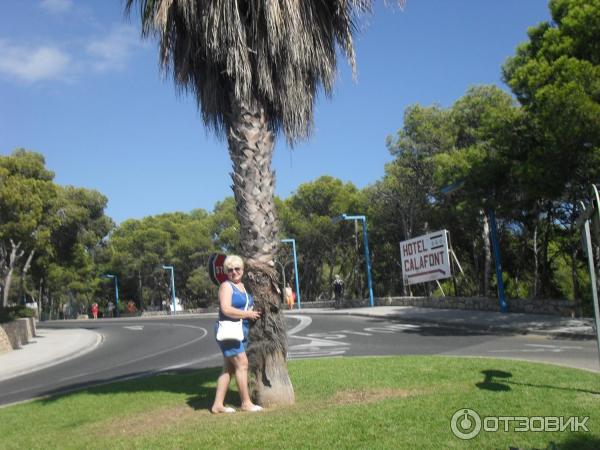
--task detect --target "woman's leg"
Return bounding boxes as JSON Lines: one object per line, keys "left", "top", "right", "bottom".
{"left": 211, "top": 357, "right": 235, "bottom": 412}
{"left": 231, "top": 352, "right": 257, "bottom": 410}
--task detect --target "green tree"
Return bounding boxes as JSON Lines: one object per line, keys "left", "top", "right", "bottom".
{"left": 102, "top": 211, "right": 217, "bottom": 311}
{"left": 366, "top": 105, "right": 451, "bottom": 296}
{"left": 126, "top": 0, "right": 399, "bottom": 405}
{"left": 503, "top": 0, "right": 600, "bottom": 301}
{"left": 435, "top": 86, "right": 517, "bottom": 297}
{"left": 208, "top": 198, "right": 241, "bottom": 254}
{"left": 279, "top": 176, "right": 366, "bottom": 301}
{"left": 377, "top": 86, "right": 520, "bottom": 298}
{"left": 42, "top": 185, "right": 113, "bottom": 316}
{"left": 0, "top": 149, "right": 113, "bottom": 317}
{"left": 0, "top": 150, "right": 57, "bottom": 307}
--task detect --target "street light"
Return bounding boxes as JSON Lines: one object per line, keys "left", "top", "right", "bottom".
{"left": 331, "top": 214, "right": 374, "bottom": 307}
{"left": 162, "top": 265, "right": 177, "bottom": 315}
{"left": 101, "top": 273, "right": 119, "bottom": 317}
{"left": 281, "top": 238, "right": 301, "bottom": 310}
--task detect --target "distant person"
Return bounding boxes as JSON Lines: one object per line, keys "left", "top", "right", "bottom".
{"left": 285, "top": 285, "right": 295, "bottom": 310}
{"left": 127, "top": 300, "right": 137, "bottom": 314}
{"left": 333, "top": 274, "right": 344, "bottom": 307}
{"left": 91, "top": 303, "right": 99, "bottom": 320}
{"left": 211, "top": 254, "right": 262, "bottom": 414}
{"left": 62, "top": 302, "right": 70, "bottom": 320}
{"left": 107, "top": 301, "right": 115, "bottom": 318}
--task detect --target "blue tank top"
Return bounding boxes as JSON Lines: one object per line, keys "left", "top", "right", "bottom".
{"left": 219, "top": 282, "right": 254, "bottom": 321}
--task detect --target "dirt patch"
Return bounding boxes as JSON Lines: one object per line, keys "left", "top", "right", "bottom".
{"left": 93, "top": 404, "right": 203, "bottom": 439}
{"left": 331, "top": 388, "right": 420, "bottom": 405}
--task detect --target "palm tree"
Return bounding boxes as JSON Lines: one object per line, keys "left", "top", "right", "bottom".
{"left": 125, "top": 0, "right": 402, "bottom": 406}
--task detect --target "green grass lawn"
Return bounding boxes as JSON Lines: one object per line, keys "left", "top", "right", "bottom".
{"left": 0, "top": 356, "right": 598, "bottom": 449}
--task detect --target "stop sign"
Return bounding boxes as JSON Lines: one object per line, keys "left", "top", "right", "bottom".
{"left": 208, "top": 253, "right": 228, "bottom": 285}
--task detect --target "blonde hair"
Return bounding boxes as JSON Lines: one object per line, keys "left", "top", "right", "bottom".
{"left": 223, "top": 254, "right": 244, "bottom": 271}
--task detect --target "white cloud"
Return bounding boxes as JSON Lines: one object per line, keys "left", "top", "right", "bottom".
{"left": 0, "top": 24, "right": 145, "bottom": 84}
{"left": 0, "top": 40, "right": 72, "bottom": 83}
{"left": 86, "top": 25, "right": 143, "bottom": 72}
{"left": 40, "top": 0, "right": 74, "bottom": 14}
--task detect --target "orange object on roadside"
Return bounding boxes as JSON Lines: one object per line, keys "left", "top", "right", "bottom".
{"left": 285, "top": 287, "right": 295, "bottom": 309}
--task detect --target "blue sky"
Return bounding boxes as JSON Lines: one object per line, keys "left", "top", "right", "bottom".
{"left": 0, "top": 1, "right": 550, "bottom": 224}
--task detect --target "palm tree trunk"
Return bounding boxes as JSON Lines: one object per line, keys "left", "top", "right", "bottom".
{"left": 227, "top": 97, "right": 295, "bottom": 407}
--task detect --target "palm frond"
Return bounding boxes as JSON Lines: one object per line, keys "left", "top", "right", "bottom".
{"left": 125, "top": 0, "right": 404, "bottom": 145}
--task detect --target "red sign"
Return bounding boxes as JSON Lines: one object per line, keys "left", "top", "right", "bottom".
{"left": 208, "top": 253, "right": 228, "bottom": 285}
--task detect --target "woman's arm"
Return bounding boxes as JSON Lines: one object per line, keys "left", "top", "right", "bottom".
{"left": 219, "top": 283, "right": 260, "bottom": 320}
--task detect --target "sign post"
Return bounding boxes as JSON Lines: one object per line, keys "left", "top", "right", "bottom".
{"left": 208, "top": 253, "right": 228, "bottom": 285}
{"left": 576, "top": 185, "right": 600, "bottom": 367}
{"left": 400, "top": 230, "right": 452, "bottom": 286}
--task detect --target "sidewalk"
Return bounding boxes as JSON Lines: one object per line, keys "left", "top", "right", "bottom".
{"left": 0, "top": 306, "right": 595, "bottom": 383}
{"left": 0, "top": 327, "right": 101, "bottom": 382}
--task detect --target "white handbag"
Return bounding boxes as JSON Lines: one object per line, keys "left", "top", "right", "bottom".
{"left": 216, "top": 291, "right": 249, "bottom": 342}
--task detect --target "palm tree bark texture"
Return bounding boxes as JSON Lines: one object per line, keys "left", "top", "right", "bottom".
{"left": 227, "top": 98, "right": 294, "bottom": 406}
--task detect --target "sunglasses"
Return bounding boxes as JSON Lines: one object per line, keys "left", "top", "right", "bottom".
{"left": 227, "top": 267, "right": 243, "bottom": 273}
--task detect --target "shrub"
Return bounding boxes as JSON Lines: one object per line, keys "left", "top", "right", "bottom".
{"left": 0, "top": 305, "right": 36, "bottom": 323}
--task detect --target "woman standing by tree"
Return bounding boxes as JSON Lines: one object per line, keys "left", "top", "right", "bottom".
{"left": 212, "top": 255, "right": 262, "bottom": 413}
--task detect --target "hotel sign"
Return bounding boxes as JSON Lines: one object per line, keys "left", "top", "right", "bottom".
{"left": 400, "top": 230, "right": 451, "bottom": 285}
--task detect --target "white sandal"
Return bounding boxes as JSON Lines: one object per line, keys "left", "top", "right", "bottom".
{"left": 212, "top": 406, "right": 236, "bottom": 414}
{"left": 243, "top": 405, "right": 264, "bottom": 412}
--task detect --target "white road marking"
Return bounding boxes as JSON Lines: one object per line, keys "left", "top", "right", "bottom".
{"left": 287, "top": 327, "right": 350, "bottom": 359}
{"left": 287, "top": 315, "right": 313, "bottom": 335}
{"left": 364, "top": 324, "right": 420, "bottom": 334}
{"left": 524, "top": 343, "right": 583, "bottom": 349}
{"left": 338, "top": 329, "right": 373, "bottom": 336}
{"left": 123, "top": 326, "right": 144, "bottom": 331}
{"left": 286, "top": 317, "right": 422, "bottom": 359}
{"left": 486, "top": 343, "right": 585, "bottom": 354}
{"left": 306, "top": 332, "right": 349, "bottom": 340}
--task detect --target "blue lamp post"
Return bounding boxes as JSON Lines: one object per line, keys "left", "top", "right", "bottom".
{"left": 281, "top": 238, "right": 301, "bottom": 310}
{"left": 486, "top": 209, "right": 508, "bottom": 313}
{"left": 162, "top": 265, "right": 177, "bottom": 315}
{"left": 102, "top": 274, "right": 120, "bottom": 317}
{"left": 332, "top": 214, "right": 374, "bottom": 307}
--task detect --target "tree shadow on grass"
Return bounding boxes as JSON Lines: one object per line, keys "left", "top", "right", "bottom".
{"left": 475, "top": 369, "right": 600, "bottom": 395}
{"left": 476, "top": 369, "right": 512, "bottom": 391}
{"left": 504, "top": 379, "right": 600, "bottom": 396}
{"left": 554, "top": 433, "right": 600, "bottom": 450}
{"left": 35, "top": 366, "right": 243, "bottom": 413}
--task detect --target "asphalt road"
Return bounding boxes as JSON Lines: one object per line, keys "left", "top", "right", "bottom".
{"left": 0, "top": 314, "right": 597, "bottom": 406}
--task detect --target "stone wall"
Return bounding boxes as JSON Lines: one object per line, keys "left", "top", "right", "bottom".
{"left": 0, "top": 317, "right": 37, "bottom": 353}
{"left": 0, "top": 326, "right": 11, "bottom": 354}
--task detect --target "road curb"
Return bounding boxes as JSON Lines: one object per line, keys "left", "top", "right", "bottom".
{"left": 0, "top": 329, "right": 103, "bottom": 383}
